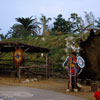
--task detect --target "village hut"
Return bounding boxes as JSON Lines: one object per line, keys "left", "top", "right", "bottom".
{"left": 80, "top": 29, "right": 100, "bottom": 80}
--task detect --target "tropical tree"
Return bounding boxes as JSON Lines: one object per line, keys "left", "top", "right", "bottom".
{"left": 16, "top": 16, "right": 41, "bottom": 35}
{"left": 95, "top": 17, "right": 100, "bottom": 28}
{"left": 84, "top": 12, "right": 95, "bottom": 29}
{"left": 7, "top": 24, "right": 31, "bottom": 38}
{"left": 0, "top": 34, "right": 5, "bottom": 40}
{"left": 0, "top": 28, "right": 7, "bottom": 40}
{"left": 68, "top": 13, "right": 84, "bottom": 33}
{"left": 40, "top": 14, "right": 52, "bottom": 35}
{"left": 52, "top": 14, "right": 72, "bottom": 34}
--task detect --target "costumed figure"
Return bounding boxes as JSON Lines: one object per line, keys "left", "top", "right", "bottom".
{"left": 63, "top": 45, "right": 85, "bottom": 92}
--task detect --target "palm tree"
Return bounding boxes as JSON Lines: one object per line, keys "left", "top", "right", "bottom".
{"left": 0, "top": 29, "right": 6, "bottom": 40}
{"left": 40, "top": 14, "right": 51, "bottom": 35}
{"left": 0, "top": 34, "right": 5, "bottom": 40}
{"left": 16, "top": 16, "right": 40, "bottom": 35}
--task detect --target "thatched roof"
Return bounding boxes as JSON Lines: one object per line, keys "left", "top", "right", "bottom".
{"left": 0, "top": 42, "right": 50, "bottom": 53}
{"left": 80, "top": 29, "right": 100, "bottom": 80}
{"left": 80, "top": 29, "right": 100, "bottom": 47}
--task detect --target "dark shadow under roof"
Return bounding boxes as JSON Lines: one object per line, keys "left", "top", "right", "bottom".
{"left": 0, "top": 42, "right": 50, "bottom": 53}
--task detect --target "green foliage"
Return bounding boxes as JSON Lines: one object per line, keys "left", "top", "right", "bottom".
{"left": 68, "top": 13, "right": 84, "bottom": 33}
{"left": 16, "top": 16, "right": 40, "bottom": 34}
{"left": 52, "top": 14, "right": 72, "bottom": 34}
{"left": 95, "top": 17, "right": 100, "bottom": 28}
{"left": 7, "top": 24, "right": 31, "bottom": 38}
{"left": 52, "top": 13, "right": 88, "bottom": 35}
{"left": 3, "top": 12, "right": 98, "bottom": 39}
{"left": 1, "top": 33, "right": 86, "bottom": 64}
{"left": 84, "top": 12, "right": 95, "bottom": 28}
{"left": 0, "top": 33, "right": 91, "bottom": 77}
{"left": 53, "top": 65, "right": 67, "bottom": 76}
{"left": 7, "top": 16, "right": 41, "bottom": 38}
{"left": 40, "top": 14, "right": 52, "bottom": 35}
{"left": 0, "top": 34, "right": 6, "bottom": 40}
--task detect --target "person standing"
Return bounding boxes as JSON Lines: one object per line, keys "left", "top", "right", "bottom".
{"left": 63, "top": 52, "right": 79, "bottom": 92}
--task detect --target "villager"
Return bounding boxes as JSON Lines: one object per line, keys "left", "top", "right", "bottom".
{"left": 63, "top": 46, "right": 85, "bottom": 92}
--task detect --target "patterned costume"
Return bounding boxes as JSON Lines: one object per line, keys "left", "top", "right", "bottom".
{"left": 63, "top": 52, "right": 85, "bottom": 92}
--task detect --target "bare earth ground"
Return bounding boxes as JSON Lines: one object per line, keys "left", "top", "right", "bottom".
{"left": 0, "top": 76, "right": 94, "bottom": 100}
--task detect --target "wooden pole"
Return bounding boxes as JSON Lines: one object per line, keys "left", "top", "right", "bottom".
{"left": 18, "top": 68, "right": 21, "bottom": 81}
{"left": 74, "top": 68, "right": 77, "bottom": 89}
{"left": 46, "top": 53, "right": 48, "bottom": 79}
{"left": 46, "top": 53, "right": 48, "bottom": 65}
{"left": 69, "top": 57, "right": 72, "bottom": 90}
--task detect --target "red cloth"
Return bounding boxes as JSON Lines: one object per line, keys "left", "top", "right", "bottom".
{"left": 71, "top": 68, "right": 75, "bottom": 75}
{"left": 72, "top": 58, "right": 77, "bottom": 64}
{"left": 94, "top": 91, "right": 100, "bottom": 100}
{"left": 68, "top": 57, "right": 77, "bottom": 64}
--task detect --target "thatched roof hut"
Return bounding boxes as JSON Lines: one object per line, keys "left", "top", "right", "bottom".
{"left": 0, "top": 42, "right": 50, "bottom": 53}
{"left": 80, "top": 29, "right": 100, "bottom": 80}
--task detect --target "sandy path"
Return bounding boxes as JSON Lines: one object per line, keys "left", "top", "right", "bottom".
{"left": 0, "top": 77, "right": 94, "bottom": 100}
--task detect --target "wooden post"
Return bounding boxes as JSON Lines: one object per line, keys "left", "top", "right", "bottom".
{"left": 69, "top": 58, "right": 72, "bottom": 89}
{"left": 18, "top": 68, "right": 21, "bottom": 81}
{"left": 46, "top": 53, "right": 48, "bottom": 65}
{"left": 46, "top": 53, "right": 48, "bottom": 79}
{"left": 91, "top": 82, "right": 100, "bottom": 92}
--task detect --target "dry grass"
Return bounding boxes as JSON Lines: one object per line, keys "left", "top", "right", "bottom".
{"left": 0, "top": 76, "right": 94, "bottom": 100}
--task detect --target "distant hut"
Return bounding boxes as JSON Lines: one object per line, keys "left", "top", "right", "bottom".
{"left": 0, "top": 42, "right": 50, "bottom": 80}
{"left": 80, "top": 29, "right": 100, "bottom": 80}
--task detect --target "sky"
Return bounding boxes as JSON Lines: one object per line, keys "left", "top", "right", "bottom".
{"left": 0, "top": 0, "right": 100, "bottom": 35}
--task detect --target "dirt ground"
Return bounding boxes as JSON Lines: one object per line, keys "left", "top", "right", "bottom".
{"left": 0, "top": 76, "right": 94, "bottom": 100}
